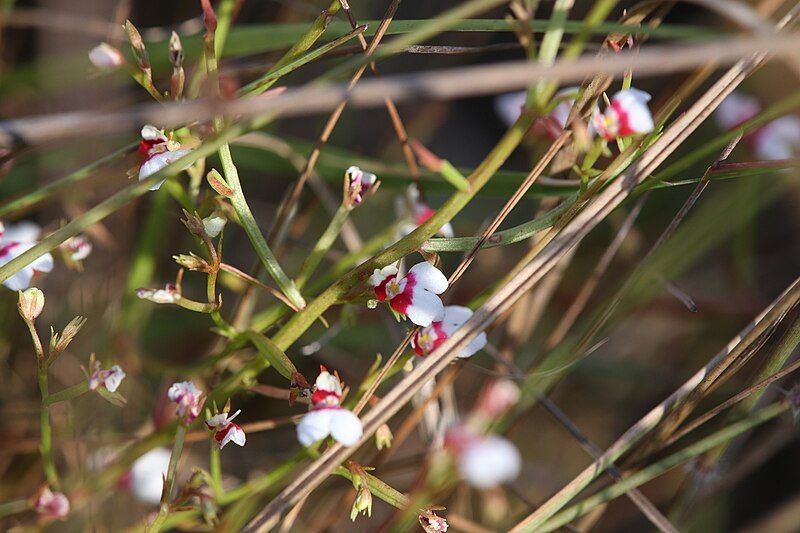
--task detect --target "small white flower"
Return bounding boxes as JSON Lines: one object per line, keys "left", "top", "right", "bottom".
{"left": 412, "top": 305, "right": 487, "bottom": 358}
{"left": 89, "top": 363, "right": 126, "bottom": 393}
{"left": 138, "top": 125, "right": 192, "bottom": 191}
{"left": 396, "top": 185, "right": 454, "bottom": 239}
{"left": 494, "top": 91, "right": 527, "bottom": 128}
{"left": 752, "top": 115, "right": 800, "bottom": 161}
{"left": 370, "top": 262, "right": 448, "bottom": 327}
{"left": 474, "top": 379, "right": 520, "bottom": 418}
{"left": 495, "top": 87, "right": 582, "bottom": 139}
{"left": 592, "top": 88, "right": 654, "bottom": 141}
{"left": 202, "top": 215, "right": 226, "bottom": 238}
{"left": 136, "top": 284, "right": 180, "bottom": 304}
{"left": 345, "top": 165, "right": 379, "bottom": 205}
{"left": 296, "top": 369, "right": 363, "bottom": 447}
{"left": 715, "top": 92, "right": 761, "bottom": 131}
{"left": 61, "top": 235, "right": 92, "bottom": 261}
{"left": 89, "top": 43, "right": 124, "bottom": 69}
{"left": 168, "top": 381, "right": 203, "bottom": 423}
{"left": 128, "top": 447, "right": 171, "bottom": 505}
{"left": 206, "top": 409, "right": 246, "bottom": 449}
{"left": 0, "top": 221, "right": 53, "bottom": 291}
{"left": 457, "top": 435, "right": 521, "bottom": 489}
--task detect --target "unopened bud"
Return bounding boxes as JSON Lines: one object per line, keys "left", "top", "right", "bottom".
{"left": 350, "top": 486, "right": 372, "bottom": 521}
{"left": 375, "top": 424, "right": 393, "bottom": 450}
{"left": 50, "top": 316, "right": 87, "bottom": 359}
{"left": 124, "top": 20, "right": 150, "bottom": 70}
{"left": 18, "top": 287, "right": 44, "bottom": 322}
{"left": 89, "top": 43, "right": 124, "bottom": 69}
{"left": 173, "top": 253, "right": 209, "bottom": 272}
{"left": 168, "top": 31, "right": 184, "bottom": 67}
{"left": 32, "top": 486, "right": 69, "bottom": 520}
{"left": 206, "top": 169, "right": 234, "bottom": 197}
{"left": 181, "top": 209, "right": 207, "bottom": 238}
{"left": 474, "top": 379, "right": 520, "bottom": 419}
{"left": 202, "top": 215, "right": 226, "bottom": 238}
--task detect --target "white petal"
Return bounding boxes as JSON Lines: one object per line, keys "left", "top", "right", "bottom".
{"left": 405, "top": 289, "right": 445, "bottom": 328}
{"left": 438, "top": 222, "right": 455, "bottom": 239}
{"left": 139, "top": 150, "right": 192, "bottom": 191}
{"left": 459, "top": 332, "right": 487, "bottom": 359}
{"left": 494, "top": 91, "right": 526, "bottom": 127}
{"left": 3, "top": 268, "right": 33, "bottom": 291}
{"left": 2, "top": 221, "right": 41, "bottom": 243}
{"left": 754, "top": 115, "right": 800, "bottom": 160}
{"left": 104, "top": 366, "right": 126, "bottom": 392}
{"left": 715, "top": 92, "right": 760, "bottom": 131}
{"left": 141, "top": 125, "right": 166, "bottom": 141}
{"left": 408, "top": 262, "right": 448, "bottom": 294}
{"left": 228, "top": 425, "right": 247, "bottom": 447}
{"left": 315, "top": 371, "right": 342, "bottom": 395}
{"left": 297, "top": 409, "right": 333, "bottom": 447}
{"left": 369, "top": 264, "right": 398, "bottom": 287}
{"left": 130, "top": 447, "right": 171, "bottom": 505}
{"left": 458, "top": 436, "right": 521, "bottom": 489}
{"left": 329, "top": 409, "right": 364, "bottom": 447}
{"left": 614, "top": 88, "right": 651, "bottom": 105}
{"left": 31, "top": 251, "right": 54, "bottom": 273}
{"left": 442, "top": 306, "right": 473, "bottom": 329}
{"left": 206, "top": 413, "right": 229, "bottom": 429}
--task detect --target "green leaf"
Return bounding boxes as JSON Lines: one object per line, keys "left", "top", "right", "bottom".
{"left": 245, "top": 330, "right": 298, "bottom": 380}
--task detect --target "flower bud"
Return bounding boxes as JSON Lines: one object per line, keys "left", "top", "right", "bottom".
{"left": 344, "top": 166, "right": 379, "bottom": 207}
{"left": 168, "top": 31, "right": 184, "bottom": 68}
{"left": 50, "top": 316, "right": 87, "bottom": 359}
{"left": 89, "top": 43, "right": 124, "bottom": 69}
{"left": 202, "top": 215, "right": 226, "bottom": 238}
{"left": 173, "top": 253, "right": 209, "bottom": 272}
{"left": 375, "top": 423, "right": 393, "bottom": 450}
{"left": 124, "top": 20, "right": 150, "bottom": 71}
{"left": 350, "top": 486, "right": 372, "bottom": 521}
{"left": 18, "top": 287, "right": 44, "bottom": 322}
{"left": 32, "top": 486, "right": 69, "bottom": 519}
{"left": 419, "top": 510, "right": 449, "bottom": 532}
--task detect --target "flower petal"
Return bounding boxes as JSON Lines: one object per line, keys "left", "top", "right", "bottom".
{"left": 297, "top": 409, "right": 333, "bottom": 447}
{"left": 2, "top": 221, "right": 41, "bottom": 243}
{"left": 369, "top": 265, "right": 398, "bottom": 287}
{"left": 329, "top": 408, "right": 364, "bottom": 447}
{"left": 404, "top": 288, "right": 445, "bottom": 327}
{"left": 407, "top": 262, "right": 448, "bottom": 294}
{"left": 139, "top": 150, "right": 192, "bottom": 191}
{"left": 458, "top": 436, "right": 521, "bottom": 489}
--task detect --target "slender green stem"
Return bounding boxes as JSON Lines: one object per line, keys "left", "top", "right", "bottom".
{"left": 295, "top": 204, "right": 351, "bottom": 289}
{"left": 537, "top": 402, "right": 789, "bottom": 532}
{"left": 210, "top": 441, "right": 223, "bottom": 500}
{"left": 45, "top": 381, "right": 89, "bottom": 406}
{"left": 149, "top": 424, "right": 187, "bottom": 532}
{"left": 0, "top": 499, "right": 28, "bottom": 519}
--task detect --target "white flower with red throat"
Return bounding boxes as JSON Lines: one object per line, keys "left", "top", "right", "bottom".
{"left": 168, "top": 381, "right": 203, "bottom": 424}
{"left": 32, "top": 486, "right": 69, "bottom": 519}
{"left": 0, "top": 221, "right": 54, "bottom": 291}
{"left": 592, "top": 88, "right": 654, "bottom": 141}
{"left": 716, "top": 92, "right": 800, "bottom": 160}
{"left": 297, "top": 368, "right": 363, "bottom": 447}
{"left": 345, "top": 165, "right": 379, "bottom": 206}
{"left": 89, "top": 363, "right": 126, "bottom": 393}
{"left": 397, "top": 185, "right": 454, "bottom": 239}
{"left": 206, "top": 409, "right": 246, "bottom": 449}
{"left": 370, "top": 262, "right": 448, "bottom": 327}
{"left": 445, "top": 425, "right": 521, "bottom": 489}
{"left": 61, "top": 235, "right": 92, "bottom": 262}
{"left": 138, "top": 125, "right": 192, "bottom": 191}
{"left": 123, "top": 447, "right": 171, "bottom": 505}
{"left": 495, "top": 87, "right": 584, "bottom": 139}
{"left": 412, "top": 305, "right": 487, "bottom": 358}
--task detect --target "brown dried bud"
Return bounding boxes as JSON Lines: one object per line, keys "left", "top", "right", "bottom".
{"left": 50, "top": 316, "right": 87, "bottom": 359}
{"left": 123, "top": 20, "right": 150, "bottom": 70}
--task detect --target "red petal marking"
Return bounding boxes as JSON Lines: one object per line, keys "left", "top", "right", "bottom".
{"left": 215, "top": 425, "right": 231, "bottom": 443}
{"left": 373, "top": 274, "right": 395, "bottom": 302}
{"left": 390, "top": 271, "right": 417, "bottom": 315}
{"left": 414, "top": 206, "right": 435, "bottom": 225}
{"left": 139, "top": 139, "right": 159, "bottom": 157}
{"left": 411, "top": 331, "right": 425, "bottom": 356}
{"left": 0, "top": 241, "right": 20, "bottom": 258}
{"left": 311, "top": 389, "right": 341, "bottom": 405}
{"left": 431, "top": 323, "right": 448, "bottom": 352}
{"left": 612, "top": 100, "right": 633, "bottom": 137}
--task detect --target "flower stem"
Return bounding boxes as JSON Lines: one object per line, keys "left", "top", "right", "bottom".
{"left": 0, "top": 499, "right": 29, "bottom": 519}
{"left": 25, "top": 319, "right": 59, "bottom": 489}
{"left": 210, "top": 441, "right": 223, "bottom": 500}
{"left": 149, "top": 424, "right": 186, "bottom": 532}
{"left": 295, "top": 204, "right": 351, "bottom": 289}
{"left": 45, "top": 381, "right": 89, "bottom": 406}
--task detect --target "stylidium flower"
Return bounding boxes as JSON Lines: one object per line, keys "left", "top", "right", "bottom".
{"left": 715, "top": 92, "right": 760, "bottom": 131}
{"left": 345, "top": 165, "right": 379, "bottom": 206}
{"left": 60, "top": 235, "right": 92, "bottom": 262}
{"left": 396, "top": 185, "right": 454, "bottom": 239}
{"left": 168, "top": 381, "right": 203, "bottom": 423}
{"left": 495, "top": 87, "right": 584, "bottom": 140}
{"left": 138, "top": 125, "right": 192, "bottom": 191}
{"left": 591, "top": 88, "right": 654, "bottom": 141}
{"left": 89, "top": 43, "right": 124, "bottom": 69}
{"left": 32, "top": 486, "right": 69, "bottom": 519}
{"left": 89, "top": 363, "right": 126, "bottom": 393}
{"left": 412, "top": 305, "right": 486, "bottom": 358}
{"left": 124, "top": 447, "right": 171, "bottom": 505}
{"left": 370, "top": 262, "right": 448, "bottom": 327}
{"left": 0, "top": 221, "right": 54, "bottom": 291}
{"left": 446, "top": 426, "right": 521, "bottom": 489}
{"left": 419, "top": 510, "right": 449, "bottom": 532}
{"left": 136, "top": 284, "right": 180, "bottom": 304}
{"left": 296, "top": 369, "right": 363, "bottom": 447}
{"left": 206, "top": 409, "right": 246, "bottom": 449}
{"left": 715, "top": 92, "right": 800, "bottom": 160}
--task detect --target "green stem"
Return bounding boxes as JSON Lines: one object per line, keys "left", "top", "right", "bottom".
{"left": 0, "top": 499, "right": 29, "bottom": 519}
{"left": 210, "top": 441, "right": 223, "bottom": 500}
{"left": 295, "top": 204, "right": 351, "bottom": 289}
{"left": 149, "top": 424, "right": 187, "bottom": 532}
{"left": 25, "top": 319, "right": 59, "bottom": 489}
{"left": 45, "top": 381, "right": 89, "bottom": 406}
{"left": 175, "top": 295, "right": 219, "bottom": 314}
{"left": 537, "top": 402, "right": 789, "bottom": 532}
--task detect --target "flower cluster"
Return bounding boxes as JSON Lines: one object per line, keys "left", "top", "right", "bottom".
{"left": 206, "top": 408, "right": 246, "bottom": 449}
{"left": 168, "top": 381, "right": 203, "bottom": 424}
{"left": 89, "top": 363, "right": 126, "bottom": 393}
{"left": 138, "top": 125, "right": 192, "bottom": 191}
{"left": 370, "top": 262, "right": 449, "bottom": 327}
{"left": 297, "top": 369, "right": 363, "bottom": 447}
{"left": 412, "top": 305, "right": 487, "bottom": 358}
{"left": 0, "top": 221, "right": 53, "bottom": 291}
{"left": 716, "top": 92, "right": 800, "bottom": 160}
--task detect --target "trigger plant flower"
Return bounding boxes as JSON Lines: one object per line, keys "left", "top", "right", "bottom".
{"left": 123, "top": 447, "right": 171, "bottom": 505}
{"left": 0, "top": 221, "right": 54, "bottom": 291}
{"left": 412, "top": 305, "right": 487, "bottom": 358}
{"left": 60, "top": 235, "right": 92, "bottom": 262}
{"left": 88, "top": 363, "right": 126, "bottom": 393}
{"left": 32, "top": 486, "right": 69, "bottom": 519}
{"left": 206, "top": 409, "right": 246, "bottom": 449}
{"left": 345, "top": 165, "right": 379, "bottom": 207}
{"left": 138, "top": 125, "right": 192, "bottom": 191}
{"left": 168, "top": 381, "right": 203, "bottom": 424}
{"left": 591, "top": 88, "right": 654, "bottom": 141}
{"left": 445, "top": 425, "right": 521, "bottom": 489}
{"left": 396, "top": 185, "right": 454, "bottom": 239}
{"left": 136, "top": 283, "right": 180, "bottom": 304}
{"left": 716, "top": 92, "right": 800, "bottom": 160}
{"left": 297, "top": 369, "right": 363, "bottom": 447}
{"left": 370, "top": 262, "right": 448, "bottom": 327}
{"left": 495, "top": 87, "right": 584, "bottom": 139}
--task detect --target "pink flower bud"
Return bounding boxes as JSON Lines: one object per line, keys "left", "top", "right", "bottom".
{"left": 18, "top": 287, "right": 44, "bottom": 322}
{"left": 32, "top": 486, "right": 69, "bottom": 519}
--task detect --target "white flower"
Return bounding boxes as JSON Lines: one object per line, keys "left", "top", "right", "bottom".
{"left": 297, "top": 369, "right": 363, "bottom": 447}
{"left": 370, "top": 262, "right": 448, "bottom": 327}
{"left": 345, "top": 165, "right": 379, "bottom": 205}
{"left": 715, "top": 92, "right": 760, "bottom": 131}
{"left": 474, "top": 379, "right": 520, "bottom": 418}
{"left": 0, "top": 221, "right": 53, "bottom": 291}
{"left": 32, "top": 486, "right": 69, "bottom": 519}
{"left": 412, "top": 305, "right": 486, "bottom": 358}
{"left": 136, "top": 284, "right": 180, "bottom": 304}
{"left": 494, "top": 91, "right": 527, "bottom": 128}
{"left": 202, "top": 215, "right": 226, "bottom": 238}
{"left": 168, "top": 381, "right": 203, "bottom": 423}
{"left": 396, "top": 185, "right": 454, "bottom": 239}
{"left": 129, "top": 447, "right": 171, "bottom": 505}
{"left": 61, "top": 235, "right": 92, "bottom": 261}
{"left": 592, "top": 88, "right": 654, "bottom": 141}
{"left": 495, "top": 87, "right": 582, "bottom": 139}
{"left": 138, "top": 125, "right": 192, "bottom": 191}
{"left": 457, "top": 435, "right": 521, "bottom": 489}
{"left": 206, "top": 409, "right": 246, "bottom": 449}
{"left": 89, "top": 363, "right": 126, "bottom": 393}
{"left": 752, "top": 115, "right": 800, "bottom": 160}
{"left": 89, "top": 43, "right": 124, "bottom": 69}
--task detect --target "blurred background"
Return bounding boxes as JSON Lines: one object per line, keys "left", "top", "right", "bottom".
{"left": 2, "top": 0, "right": 800, "bottom": 531}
